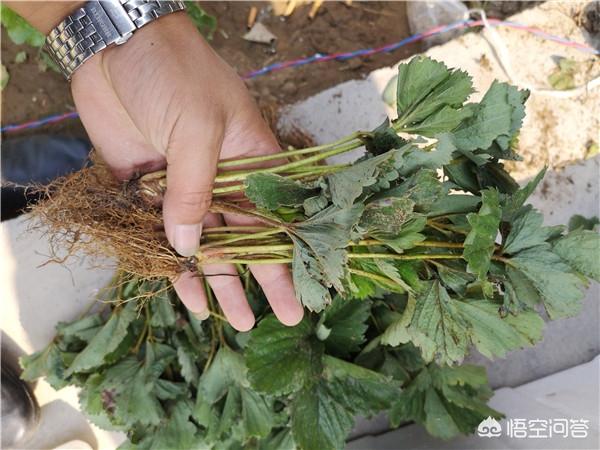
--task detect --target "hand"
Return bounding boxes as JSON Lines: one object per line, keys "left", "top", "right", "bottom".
{"left": 70, "top": 13, "right": 303, "bottom": 330}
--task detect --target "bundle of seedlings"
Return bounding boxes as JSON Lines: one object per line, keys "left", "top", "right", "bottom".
{"left": 22, "top": 57, "right": 599, "bottom": 450}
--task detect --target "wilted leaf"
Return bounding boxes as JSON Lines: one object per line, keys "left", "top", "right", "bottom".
{"left": 245, "top": 173, "right": 317, "bottom": 211}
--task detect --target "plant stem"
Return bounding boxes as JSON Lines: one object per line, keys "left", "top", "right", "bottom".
{"left": 214, "top": 140, "right": 362, "bottom": 183}
{"left": 216, "top": 132, "right": 362, "bottom": 169}
{"left": 200, "top": 228, "right": 285, "bottom": 250}
{"left": 348, "top": 268, "right": 400, "bottom": 290}
{"left": 347, "top": 253, "right": 463, "bottom": 261}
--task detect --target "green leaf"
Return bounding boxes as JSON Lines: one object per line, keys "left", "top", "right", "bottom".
{"left": 452, "top": 81, "right": 518, "bottom": 151}
{"left": 323, "top": 355, "right": 400, "bottom": 415}
{"left": 502, "top": 168, "right": 546, "bottom": 221}
{"left": 149, "top": 288, "right": 177, "bottom": 328}
{"left": 395, "top": 57, "right": 473, "bottom": 130}
{"left": 399, "top": 135, "right": 455, "bottom": 176}
{"left": 260, "top": 429, "right": 296, "bottom": 450}
{"left": 503, "top": 207, "right": 563, "bottom": 254}
{"left": 428, "top": 194, "right": 481, "bottom": 217}
{"left": 246, "top": 316, "right": 321, "bottom": 395}
{"left": 381, "top": 294, "right": 416, "bottom": 346}
{"left": 436, "top": 262, "right": 475, "bottom": 296}
{"left": 326, "top": 151, "right": 400, "bottom": 209}
{"left": 390, "top": 364, "right": 501, "bottom": 440}
{"left": 319, "top": 296, "right": 371, "bottom": 358}
{"left": 377, "top": 169, "right": 445, "bottom": 213}
{"left": 0, "top": 6, "right": 45, "bottom": 46}
{"left": 65, "top": 303, "right": 137, "bottom": 375}
{"left": 292, "top": 239, "right": 334, "bottom": 312}
{"left": 360, "top": 197, "right": 416, "bottom": 234}
{"left": 378, "top": 215, "right": 427, "bottom": 253}
{"left": 504, "top": 265, "right": 541, "bottom": 309}
{"left": 290, "top": 205, "right": 364, "bottom": 310}
{"left": 553, "top": 230, "right": 600, "bottom": 281}
{"left": 364, "top": 119, "right": 408, "bottom": 155}
{"left": 176, "top": 337, "right": 199, "bottom": 385}
{"left": 140, "top": 401, "right": 197, "bottom": 450}
{"left": 1, "top": 64, "right": 9, "bottom": 90}
{"left": 291, "top": 356, "right": 399, "bottom": 450}
{"left": 198, "top": 346, "right": 246, "bottom": 403}
{"left": 14, "top": 50, "right": 26, "bottom": 63}
{"left": 241, "top": 388, "right": 274, "bottom": 438}
{"left": 56, "top": 313, "right": 104, "bottom": 344}
{"left": 184, "top": 1, "right": 217, "bottom": 39}
{"left": 509, "top": 245, "right": 586, "bottom": 319}
{"left": 245, "top": 173, "right": 317, "bottom": 211}
{"left": 408, "top": 281, "right": 469, "bottom": 365}
{"left": 291, "top": 381, "right": 354, "bottom": 450}
{"left": 463, "top": 189, "right": 501, "bottom": 279}
{"left": 20, "top": 343, "right": 70, "bottom": 389}
{"left": 405, "top": 106, "right": 473, "bottom": 137}
{"left": 454, "top": 300, "right": 544, "bottom": 359}
{"left": 568, "top": 214, "right": 599, "bottom": 232}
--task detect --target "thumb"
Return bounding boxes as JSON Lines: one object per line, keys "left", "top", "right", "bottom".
{"left": 162, "top": 121, "right": 223, "bottom": 257}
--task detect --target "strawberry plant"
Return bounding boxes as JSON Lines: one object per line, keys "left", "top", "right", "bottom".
{"left": 22, "top": 57, "right": 599, "bottom": 449}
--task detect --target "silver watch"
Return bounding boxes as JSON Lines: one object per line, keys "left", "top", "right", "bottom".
{"left": 45, "top": 0, "right": 186, "bottom": 80}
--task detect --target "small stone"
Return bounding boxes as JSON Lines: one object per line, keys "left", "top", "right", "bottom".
{"left": 282, "top": 81, "right": 297, "bottom": 95}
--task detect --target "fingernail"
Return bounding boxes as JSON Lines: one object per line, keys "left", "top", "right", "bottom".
{"left": 173, "top": 223, "right": 202, "bottom": 257}
{"left": 194, "top": 309, "right": 210, "bottom": 321}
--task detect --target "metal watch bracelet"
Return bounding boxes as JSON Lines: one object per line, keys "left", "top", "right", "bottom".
{"left": 45, "top": 0, "right": 186, "bottom": 80}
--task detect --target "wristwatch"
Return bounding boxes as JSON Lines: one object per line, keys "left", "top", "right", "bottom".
{"left": 45, "top": 0, "right": 186, "bottom": 80}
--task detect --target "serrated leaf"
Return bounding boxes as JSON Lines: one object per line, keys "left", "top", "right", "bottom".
{"left": 241, "top": 388, "right": 274, "bottom": 438}
{"left": 379, "top": 169, "right": 445, "bottom": 213}
{"left": 463, "top": 189, "right": 501, "bottom": 279}
{"left": 503, "top": 206, "right": 563, "bottom": 254}
{"left": 290, "top": 205, "right": 363, "bottom": 310}
{"left": 409, "top": 281, "right": 469, "bottom": 365}
{"left": 436, "top": 262, "right": 475, "bottom": 296}
{"left": 291, "top": 239, "right": 334, "bottom": 312}
{"left": 405, "top": 105, "right": 473, "bottom": 137}
{"left": 502, "top": 168, "right": 546, "bottom": 221}
{"left": 378, "top": 215, "right": 427, "bottom": 253}
{"left": 246, "top": 316, "right": 321, "bottom": 395}
{"left": 454, "top": 300, "right": 544, "bottom": 359}
{"left": 320, "top": 296, "right": 371, "bottom": 358}
{"left": 428, "top": 194, "right": 481, "bottom": 218}
{"left": 19, "top": 343, "right": 70, "bottom": 389}
{"left": 395, "top": 57, "right": 473, "bottom": 131}
{"left": 452, "top": 81, "right": 515, "bottom": 151}
{"left": 176, "top": 338, "right": 199, "bottom": 385}
{"left": 198, "top": 346, "right": 246, "bottom": 403}
{"left": 138, "top": 401, "right": 197, "bottom": 450}
{"left": 509, "top": 245, "right": 586, "bottom": 319}
{"left": 291, "top": 381, "right": 354, "bottom": 450}
{"left": 553, "top": 230, "right": 600, "bottom": 281}
{"left": 399, "top": 135, "right": 455, "bottom": 176}
{"left": 245, "top": 173, "right": 317, "bottom": 211}
{"left": 56, "top": 313, "right": 104, "bottom": 344}
{"left": 65, "top": 303, "right": 137, "bottom": 375}
{"left": 381, "top": 294, "right": 416, "bottom": 346}
{"left": 150, "top": 289, "right": 177, "bottom": 328}
{"left": 360, "top": 197, "right": 415, "bottom": 234}
{"left": 390, "top": 364, "right": 501, "bottom": 440}
{"left": 327, "top": 151, "right": 400, "bottom": 209}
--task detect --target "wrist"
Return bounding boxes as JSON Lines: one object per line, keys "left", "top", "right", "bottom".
{"left": 5, "top": 1, "right": 84, "bottom": 34}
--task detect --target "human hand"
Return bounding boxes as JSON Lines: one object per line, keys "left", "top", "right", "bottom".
{"left": 70, "top": 12, "right": 303, "bottom": 331}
